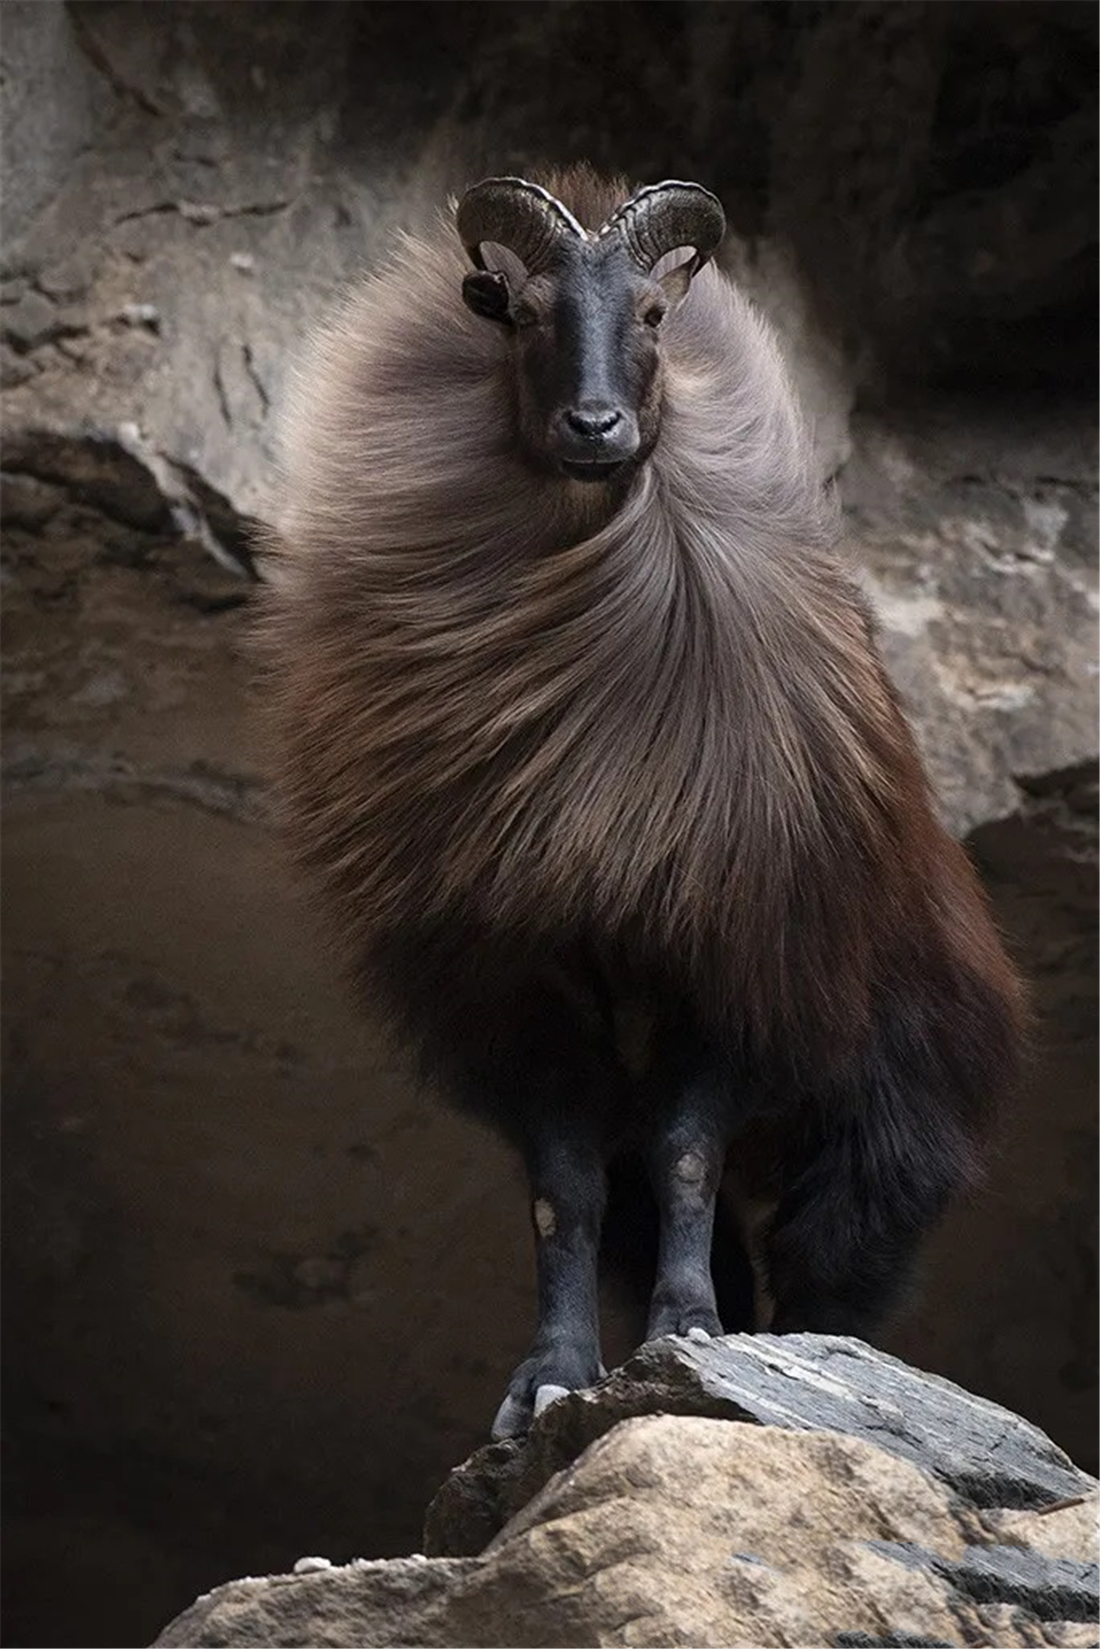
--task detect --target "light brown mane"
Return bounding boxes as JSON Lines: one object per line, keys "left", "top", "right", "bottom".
{"left": 263, "top": 166, "right": 1020, "bottom": 1073}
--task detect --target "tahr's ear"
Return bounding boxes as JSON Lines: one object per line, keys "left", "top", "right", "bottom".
{"left": 462, "top": 270, "right": 513, "bottom": 325}
{"left": 658, "top": 261, "right": 695, "bottom": 310}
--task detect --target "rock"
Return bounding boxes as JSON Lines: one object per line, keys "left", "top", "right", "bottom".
{"left": 154, "top": 1555, "right": 481, "bottom": 1649}
{"left": 425, "top": 1439, "right": 524, "bottom": 1564}
{"left": 35, "top": 249, "right": 98, "bottom": 302}
{"left": 424, "top": 1335, "right": 1095, "bottom": 1559}
{"left": 155, "top": 1385, "right": 1100, "bottom": 1648}
{"left": 0, "top": 342, "right": 37, "bottom": 388}
{"left": 0, "top": 0, "right": 107, "bottom": 249}
{"left": 844, "top": 406, "right": 1098, "bottom": 836}
{"left": 0, "top": 470, "right": 65, "bottom": 528}
{"left": 117, "top": 300, "right": 161, "bottom": 331}
{"left": 984, "top": 1497, "right": 1100, "bottom": 1567}
{"left": 2, "top": 288, "right": 67, "bottom": 353}
{"left": 945, "top": 1545, "right": 1098, "bottom": 1623}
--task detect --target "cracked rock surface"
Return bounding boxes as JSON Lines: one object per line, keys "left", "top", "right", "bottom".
{"left": 157, "top": 1338, "right": 1099, "bottom": 1649}
{"left": 423, "top": 1336, "right": 1098, "bottom": 1558}
{"left": 2, "top": 5, "right": 1096, "bottom": 1648}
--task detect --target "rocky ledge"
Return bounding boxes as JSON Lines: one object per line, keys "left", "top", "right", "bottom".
{"left": 155, "top": 1335, "right": 1099, "bottom": 1649}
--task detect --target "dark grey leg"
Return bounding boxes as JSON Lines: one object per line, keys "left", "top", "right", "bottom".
{"left": 644, "top": 1107, "right": 726, "bottom": 1341}
{"left": 491, "top": 1128, "right": 607, "bottom": 1439}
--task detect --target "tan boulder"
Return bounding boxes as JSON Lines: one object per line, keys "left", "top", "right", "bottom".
{"left": 156, "top": 1414, "right": 1099, "bottom": 1647}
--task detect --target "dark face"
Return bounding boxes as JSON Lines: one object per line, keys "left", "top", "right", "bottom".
{"left": 464, "top": 241, "right": 687, "bottom": 483}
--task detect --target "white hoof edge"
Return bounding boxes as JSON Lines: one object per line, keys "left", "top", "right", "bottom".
{"left": 533, "top": 1382, "right": 571, "bottom": 1417}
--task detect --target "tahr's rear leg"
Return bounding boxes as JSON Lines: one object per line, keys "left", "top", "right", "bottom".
{"left": 765, "top": 1094, "right": 971, "bottom": 1338}
{"left": 492, "top": 1117, "right": 608, "bottom": 1438}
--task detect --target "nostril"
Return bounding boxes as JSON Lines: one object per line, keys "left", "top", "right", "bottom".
{"left": 565, "top": 407, "right": 623, "bottom": 438}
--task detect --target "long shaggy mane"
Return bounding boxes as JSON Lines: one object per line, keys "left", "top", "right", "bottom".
{"left": 261, "top": 166, "right": 1023, "bottom": 1122}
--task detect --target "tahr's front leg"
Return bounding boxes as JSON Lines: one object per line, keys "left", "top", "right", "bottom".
{"left": 492, "top": 1125, "right": 607, "bottom": 1439}
{"left": 644, "top": 1099, "right": 726, "bottom": 1342}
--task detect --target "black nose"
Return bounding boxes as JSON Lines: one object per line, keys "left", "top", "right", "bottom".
{"left": 564, "top": 406, "right": 623, "bottom": 439}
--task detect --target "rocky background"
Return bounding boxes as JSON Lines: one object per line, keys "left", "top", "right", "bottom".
{"left": 1, "top": 4, "right": 1096, "bottom": 1647}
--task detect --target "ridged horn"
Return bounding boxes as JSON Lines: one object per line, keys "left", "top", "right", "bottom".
{"left": 601, "top": 180, "right": 725, "bottom": 276}
{"left": 456, "top": 177, "right": 587, "bottom": 275}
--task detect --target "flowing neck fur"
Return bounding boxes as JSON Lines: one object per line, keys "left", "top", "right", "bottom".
{"left": 273, "top": 175, "right": 923, "bottom": 1047}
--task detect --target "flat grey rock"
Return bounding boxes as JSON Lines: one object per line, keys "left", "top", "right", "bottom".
{"left": 948, "top": 1546, "right": 1100, "bottom": 1623}
{"left": 425, "top": 1334, "right": 1095, "bottom": 1557}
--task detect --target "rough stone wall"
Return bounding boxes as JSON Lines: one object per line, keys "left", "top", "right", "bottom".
{"left": 2, "top": 4, "right": 1096, "bottom": 1647}
{"left": 0, "top": 0, "right": 107, "bottom": 247}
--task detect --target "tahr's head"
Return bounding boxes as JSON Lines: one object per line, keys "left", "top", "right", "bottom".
{"left": 457, "top": 176, "right": 725, "bottom": 482}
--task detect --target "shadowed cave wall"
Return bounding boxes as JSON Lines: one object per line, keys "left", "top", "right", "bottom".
{"left": 2, "top": 4, "right": 1096, "bottom": 1646}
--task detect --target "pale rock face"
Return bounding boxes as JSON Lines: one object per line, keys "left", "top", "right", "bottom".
{"left": 471, "top": 1419, "right": 972, "bottom": 1649}
{"left": 843, "top": 411, "right": 1097, "bottom": 838}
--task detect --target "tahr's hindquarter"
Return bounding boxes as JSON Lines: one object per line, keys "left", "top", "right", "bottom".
{"left": 266, "top": 167, "right": 1025, "bottom": 1437}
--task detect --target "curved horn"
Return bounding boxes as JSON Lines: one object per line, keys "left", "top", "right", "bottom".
{"left": 601, "top": 180, "right": 725, "bottom": 276}
{"left": 456, "top": 177, "right": 586, "bottom": 275}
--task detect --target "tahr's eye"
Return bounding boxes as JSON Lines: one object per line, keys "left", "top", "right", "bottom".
{"left": 643, "top": 304, "right": 666, "bottom": 329}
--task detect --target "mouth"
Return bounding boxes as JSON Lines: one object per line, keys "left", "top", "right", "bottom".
{"left": 560, "top": 458, "right": 627, "bottom": 483}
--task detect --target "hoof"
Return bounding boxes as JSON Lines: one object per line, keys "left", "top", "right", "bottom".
{"left": 645, "top": 1300, "right": 723, "bottom": 1342}
{"left": 490, "top": 1348, "right": 605, "bottom": 1439}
